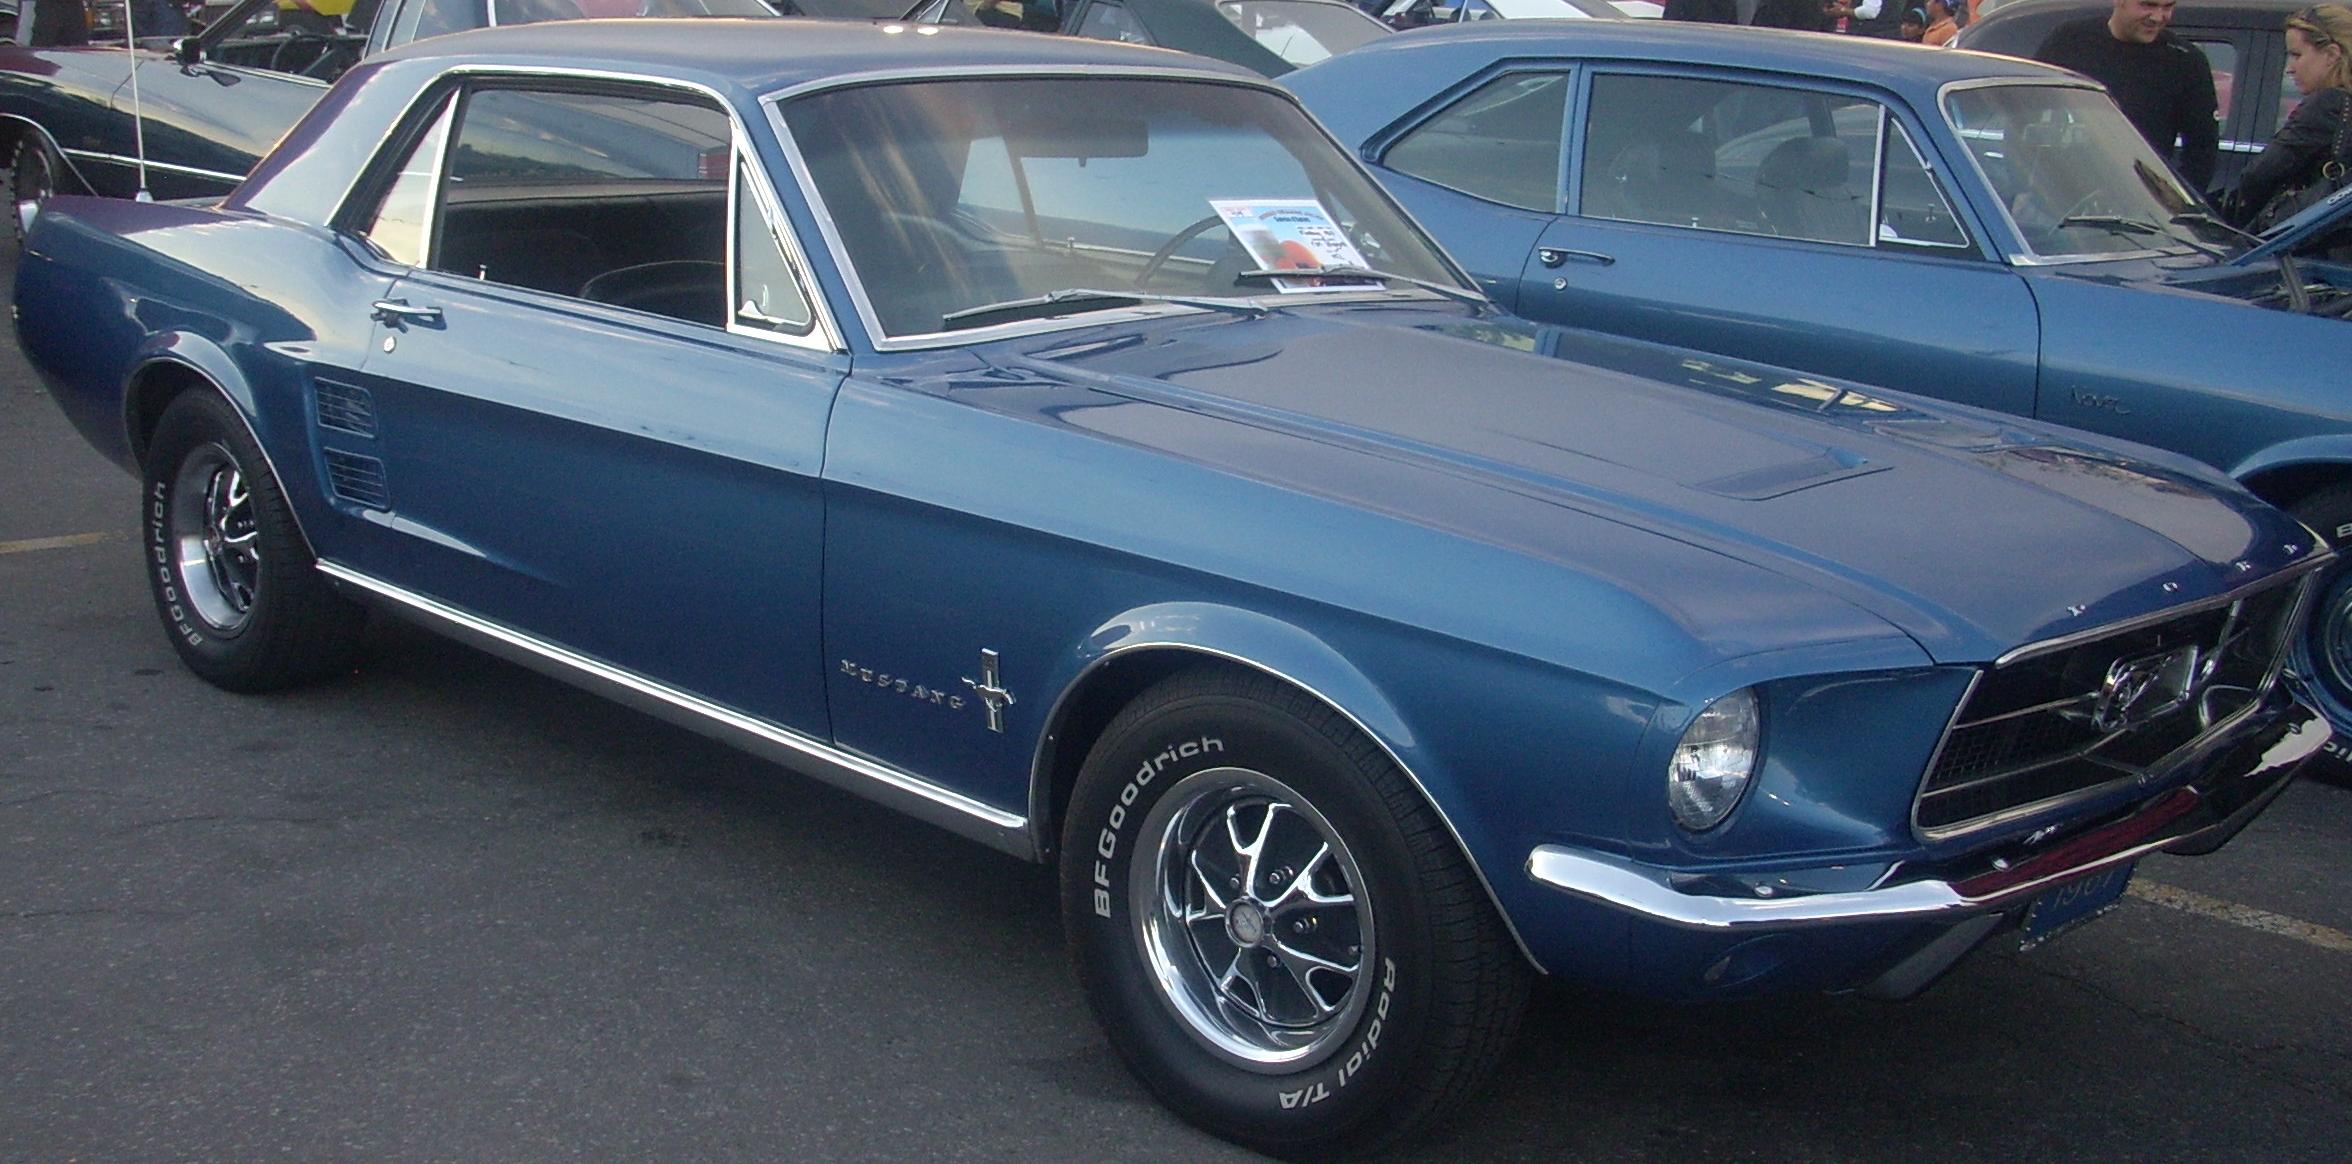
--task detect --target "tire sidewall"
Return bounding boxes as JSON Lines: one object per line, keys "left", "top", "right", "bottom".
{"left": 1063, "top": 686, "right": 1436, "bottom": 1150}
{"left": 2293, "top": 490, "right": 2352, "bottom": 765}
{"left": 143, "top": 394, "right": 273, "bottom": 679}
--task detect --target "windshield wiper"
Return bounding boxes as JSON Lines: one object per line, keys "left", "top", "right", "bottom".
{"left": 2055, "top": 213, "right": 2230, "bottom": 260}
{"left": 939, "top": 288, "right": 1266, "bottom": 332}
{"left": 1232, "top": 266, "right": 1487, "bottom": 306}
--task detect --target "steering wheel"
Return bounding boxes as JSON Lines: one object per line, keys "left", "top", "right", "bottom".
{"left": 297, "top": 38, "right": 362, "bottom": 81}
{"left": 1134, "top": 213, "right": 1231, "bottom": 290}
{"left": 268, "top": 29, "right": 334, "bottom": 75}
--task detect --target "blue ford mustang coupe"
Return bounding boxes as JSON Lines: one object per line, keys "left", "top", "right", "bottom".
{"left": 14, "top": 19, "right": 2337, "bottom": 1153}
{"left": 1283, "top": 22, "right": 2352, "bottom": 744}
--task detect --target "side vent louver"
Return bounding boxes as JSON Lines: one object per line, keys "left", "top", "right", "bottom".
{"left": 323, "top": 451, "right": 390, "bottom": 510}
{"left": 314, "top": 379, "right": 378, "bottom": 437}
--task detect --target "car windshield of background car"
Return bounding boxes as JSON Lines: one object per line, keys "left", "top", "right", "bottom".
{"left": 780, "top": 77, "right": 1466, "bottom": 339}
{"left": 1944, "top": 84, "right": 2241, "bottom": 260}
{"left": 1216, "top": 1, "right": 1387, "bottom": 65}
{"left": 488, "top": 0, "right": 777, "bottom": 25}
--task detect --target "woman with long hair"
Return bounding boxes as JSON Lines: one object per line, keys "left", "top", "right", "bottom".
{"left": 2225, "top": 5, "right": 2352, "bottom": 231}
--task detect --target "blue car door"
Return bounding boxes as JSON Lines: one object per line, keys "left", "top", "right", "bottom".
{"left": 321, "top": 82, "right": 845, "bottom": 735}
{"left": 1514, "top": 70, "right": 2043, "bottom": 417}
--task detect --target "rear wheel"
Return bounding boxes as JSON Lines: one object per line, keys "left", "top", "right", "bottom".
{"left": 143, "top": 391, "right": 366, "bottom": 692}
{"left": 1061, "top": 668, "right": 1528, "bottom": 1157}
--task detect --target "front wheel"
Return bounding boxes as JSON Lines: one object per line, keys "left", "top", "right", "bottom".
{"left": 1061, "top": 669, "right": 1528, "bottom": 1157}
{"left": 11, "top": 134, "right": 59, "bottom": 250}
{"left": 2292, "top": 486, "right": 2352, "bottom": 774}
{"left": 143, "top": 391, "right": 366, "bottom": 692}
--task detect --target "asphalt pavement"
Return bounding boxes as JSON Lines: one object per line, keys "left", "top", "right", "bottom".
{"left": 4, "top": 222, "right": 2348, "bottom": 1163}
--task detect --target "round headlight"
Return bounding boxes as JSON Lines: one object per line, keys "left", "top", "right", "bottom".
{"left": 1667, "top": 688, "right": 1760, "bottom": 832}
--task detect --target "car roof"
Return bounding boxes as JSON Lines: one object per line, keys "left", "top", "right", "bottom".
{"left": 376, "top": 16, "right": 1263, "bottom": 97}
{"left": 1314, "top": 19, "right": 2073, "bottom": 91}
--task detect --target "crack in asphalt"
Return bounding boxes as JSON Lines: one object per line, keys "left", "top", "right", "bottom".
{"left": 1, "top": 788, "right": 160, "bottom": 808}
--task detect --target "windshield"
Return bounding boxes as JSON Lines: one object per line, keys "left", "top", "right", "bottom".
{"left": 781, "top": 77, "right": 1466, "bottom": 340}
{"left": 1944, "top": 84, "right": 2238, "bottom": 260}
{"left": 489, "top": 0, "right": 776, "bottom": 23}
{"left": 1216, "top": 1, "right": 1387, "bottom": 65}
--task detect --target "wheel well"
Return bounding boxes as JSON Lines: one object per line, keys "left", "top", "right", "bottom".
{"left": 1037, "top": 650, "right": 1314, "bottom": 863}
{"left": 2241, "top": 463, "right": 2346, "bottom": 514}
{"left": 124, "top": 360, "right": 221, "bottom": 469}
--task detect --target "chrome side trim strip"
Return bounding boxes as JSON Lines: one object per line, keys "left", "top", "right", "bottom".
{"left": 315, "top": 563, "right": 1034, "bottom": 857}
{"left": 1029, "top": 639, "right": 1544, "bottom": 972}
{"left": 58, "top": 149, "right": 247, "bottom": 186}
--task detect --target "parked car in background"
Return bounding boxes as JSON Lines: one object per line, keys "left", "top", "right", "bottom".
{"left": 899, "top": 0, "right": 1303, "bottom": 74}
{"left": 0, "top": 0, "right": 800, "bottom": 220}
{"left": 1960, "top": 0, "right": 2310, "bottom": 192}
{"left": 17, "top": 15, "right": 2333, "bottom": 1155}
{"left": 1284, "top": 21, "right": 2352, "bottom": 745}
{"left": 1382, "top": 0, "right": 1649, "bottom": 29}
{"left": 1216, "top": 0, "right": 1389, "bottom": 66}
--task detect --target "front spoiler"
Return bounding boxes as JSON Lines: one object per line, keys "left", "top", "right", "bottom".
{"left": 1525, "top": 692, "right": 2327, "bottom": 935}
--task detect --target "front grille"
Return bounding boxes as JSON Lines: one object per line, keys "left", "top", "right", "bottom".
{"left": 1915, "top": 576, "right": 2306, "bottom": 834}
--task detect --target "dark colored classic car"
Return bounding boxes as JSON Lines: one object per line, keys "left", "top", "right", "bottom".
{"left": 1962, "top": 0, "right": 2312, "bottom": 191}
{"left": 1285, "top": 21, "right": 2352, "bottom": 749}
{"left": 16, "top": 17, "right": 2335, "bottom": 1154}
{"left": 0, "top": 0, "right": 834, "bottom": 218}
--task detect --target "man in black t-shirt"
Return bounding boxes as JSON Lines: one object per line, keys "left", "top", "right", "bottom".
{"left": 2035, "top": 0, "right": 2221, "bottom": 191}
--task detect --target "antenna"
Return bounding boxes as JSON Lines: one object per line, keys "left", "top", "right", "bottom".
{"left": 123, "top": 0, "right": 153, "bottom": 202}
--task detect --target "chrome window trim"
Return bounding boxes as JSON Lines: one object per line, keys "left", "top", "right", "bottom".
{"left": 1879, "top": 117, "right": 1976, "bottom": 253}
{"left": 315, "top": 562, "right": 1035, "bottom": 857}
{"left": 758, "top": 63, "right": 1483, "bottom": 352}
{"left": 334, "top": 64, "right": 843, "bottom": 353}
{"left": 1030, "top": 639, "right": 1544, "bottom": 972}
{"left": 359, "top": 91, "right": 455, "bottom": 270}
{"left": 1908, "top": 561, "right": 2327, "bottom": 840}
{"left": 1935, "top": 75, "right": 2207, "bottom": 267}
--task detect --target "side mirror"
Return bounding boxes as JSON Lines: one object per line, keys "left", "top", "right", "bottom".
{"left": 173, "top": 35, "right": 203, "bottom": 66}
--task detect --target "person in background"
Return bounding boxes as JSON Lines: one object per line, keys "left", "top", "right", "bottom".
{"left": 2034, "top": 0, "right": 2222, "bottom": 190}
{"left": 2225, "top": 4, "right": 2352, "bottom": 231}
{"left": 1664, "top": 0, "right": 1740, "bottom": 22}
{"left": 1923, "top": 0, "right": 1958, "bottom": 42}
{"left": 26, "top": 0, "right": 93, "bottom": 46}
{"left": 1752, "top": 0, "right": 1854, "bottom": 31}
{"left": 1900, "top": 5, "right": 1926, "bottom": 39}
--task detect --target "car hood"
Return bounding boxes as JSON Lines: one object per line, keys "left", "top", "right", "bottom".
{"left": 2230, "top": 183, "right": 2352, "bottom": 267}
{"left": 988, "top": 303, "right": 2313, "bottom": 664}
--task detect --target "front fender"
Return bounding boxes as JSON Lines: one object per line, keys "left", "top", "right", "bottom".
{"left": 2230, "top": 436, "right": 2352, "bottom": 507}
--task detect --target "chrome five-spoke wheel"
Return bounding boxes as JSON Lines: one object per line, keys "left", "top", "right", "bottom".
{"left": 1136, "top": 768, "right": 1373, "bottom": 1071}
{"left": 170, "top": 446, "right": 262, "bottom": 633}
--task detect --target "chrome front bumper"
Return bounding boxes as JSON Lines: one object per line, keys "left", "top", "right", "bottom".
{"left": 1525, "top": 695, "right": 2328, "bottom": 935}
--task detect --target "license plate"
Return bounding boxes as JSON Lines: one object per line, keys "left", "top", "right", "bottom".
{"left": 2019, "top": 861, "right": 2136, "bottom": 950}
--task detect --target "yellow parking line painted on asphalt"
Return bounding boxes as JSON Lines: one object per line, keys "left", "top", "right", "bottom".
{"left": 2130, "top": 879, "right": 2352, "bottom": 954}
{"left": 0, "top": 532, "right": 115, "bottom": 555}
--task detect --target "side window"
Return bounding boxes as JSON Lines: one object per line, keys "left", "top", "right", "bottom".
{"left": 2188, "top": 39, "right": 2238, "bottom": 125}
{"left": 357, "top": 94, "right": 458, "bottom": 267}
{"left": 734, "top": 164, "right": 814, "bottom": 336}
{"left": 1581, "top": 74, "right": 1876, "bottom": 246}
{"left": 198, "top": 0, "right": 374, "bottom": 82}
{"left": 1383, "top": 73, "right": 1569, "bottom": 213}
{"left": 429, "top": 85, "right": 733, "bottom": 327}
{"left": 1075, "top": 1, "right": 1150, "bottom": 42}
{"left": 1876, "top": 119, "right": 1970, "bottom": 250}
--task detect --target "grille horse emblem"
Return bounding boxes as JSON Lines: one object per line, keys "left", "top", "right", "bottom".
{"left": 2089, "top": 644, "right": 2203, "bottom": 733}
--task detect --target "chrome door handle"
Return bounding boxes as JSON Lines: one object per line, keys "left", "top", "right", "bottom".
{"left": 1538, "top": 247, "right": 1614, "bottom": 268}
{"left": 369, "top": 299, "right": 443, "bottom": 326}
